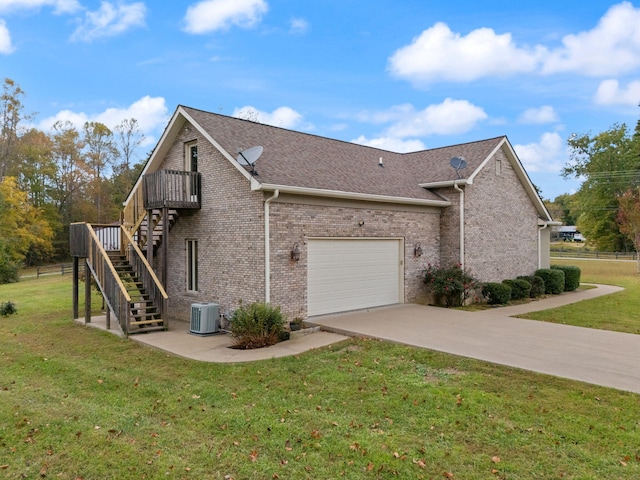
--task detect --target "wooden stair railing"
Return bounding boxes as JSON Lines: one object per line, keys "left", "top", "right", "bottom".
{"left": 82, "top": 223, "right": 132, "bottom": 335}
{"left": 120, "top": 225, "right": 168, "bottom": 329}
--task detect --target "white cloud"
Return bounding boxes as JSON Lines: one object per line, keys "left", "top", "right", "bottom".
{"left": 183, "top": 0, "right": 267, "bottom": 34}
{"left": 70, "top": 2, "right": 146, "bottom": 42}
{"left": 594, "top": 79, "right": 640, "bottom": 106}
{"left": 388, "top": 22, "right": 543, "bottom": 84}
{"left": 389, "top": 2, "right": 640, "bottom": 85}
{"left": 518, "top": 105, "right": 559, "bottom": 124}
{"left": 513, "top": 132, "right": 566, "bottom": 173}
{"left": 0, "top": 0, "right": 81, "bottom": 14}
{"left": 385, "top": 99, "right": 487, "bottom": 137}
{"left": 38, "top": 96, "right": 168, "bottom": 139}
{"left": 0, "top": 19, "right": 14, "bottom": 54}
{"left": 351, "top": 135, "right": 426, "bottom": 153}
{"left": 542, "top": 2, "right": 640, "bottom": 76}
{"left": 289, "top": 17, "right": 308, "bottom": 34}
{"left": 233, "top": 105, "right": 302, "bottom": 129}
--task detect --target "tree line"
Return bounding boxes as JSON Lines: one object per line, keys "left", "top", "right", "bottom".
{"left": 0, "top": 78, "right": 147, "bottom": 282}
{"left": 546, "top": 118, "right": 640, "bottom": 254}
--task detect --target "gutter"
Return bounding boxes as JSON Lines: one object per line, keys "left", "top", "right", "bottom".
{"left": 251, "top": 181, "right": 451, "bottom": 208}
{"left": 453, "top": 182, "right": 465, "bottom": 269}
{"left": 264, "top": 189, "right": 279, "bottom": 303}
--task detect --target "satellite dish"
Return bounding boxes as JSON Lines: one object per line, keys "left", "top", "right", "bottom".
{"left": 237, "top": 146, "right": 263, "bottom": 175}
{"left": 449, "top": 156, "right": 467, "bottom": 179}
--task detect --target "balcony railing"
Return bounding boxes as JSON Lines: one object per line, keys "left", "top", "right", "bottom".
{"left": 142, "top": 170, "right": 201, "bottom": 210}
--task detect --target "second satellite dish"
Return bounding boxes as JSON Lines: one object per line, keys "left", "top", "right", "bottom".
{"left": 237, "top": 146, "right": 263, "bottom": 175}
{"left": 449, "top": 156, "right": 467, "bottom": 179}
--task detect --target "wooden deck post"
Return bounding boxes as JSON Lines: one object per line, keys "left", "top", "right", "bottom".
{"left": 72, "top": 256, "right": 79, "bottom": 319}
{"left": 84, "top": 260, "right": 91, "bottom": 324}
{"left": 162, "top": 206, "right": 169, "bottom": 288}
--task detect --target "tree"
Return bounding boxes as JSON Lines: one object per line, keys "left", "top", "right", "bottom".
{"left": 617, "top": 187, "right": 640, "bottom": 271}
{"left": 0, "top": 176, "right": 54, "bottom": 279}
{"left": 0, "top": 78, "right": 31, "bottom": 180}
{"left": 545, "top": 193, "right": 578, "bottom": 226}
{"left": 563, "top": 124, "right": 640, "bottom": 251}
{"left": 83, "top": 121, "right": 117, "bottom": 223}
{"left": 114, "top": 117, "right": 145, "bottom": 173}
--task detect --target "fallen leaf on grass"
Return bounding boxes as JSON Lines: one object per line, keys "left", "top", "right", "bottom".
{"left": 443, "top": 471, "right": 454, "bottom": 479}
{"left": 412, "top": 459, "right": 426, "bottom": 468}
{"left": 491, "top": 456, "right": 501, "bottom": 463}
{"left": 249, "top": 450, "right": 258, "bottom": 462}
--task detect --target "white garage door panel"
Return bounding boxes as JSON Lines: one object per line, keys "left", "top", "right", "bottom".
{"left": 308, "top": 239, "right": 402, "bottom": 316}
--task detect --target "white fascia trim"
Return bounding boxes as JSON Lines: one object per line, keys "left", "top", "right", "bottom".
{"left": 252, "top": 182, "right": 451, "bottom": 207}
{"left": 419, "top": 179, "right": 470, "bottom": 189}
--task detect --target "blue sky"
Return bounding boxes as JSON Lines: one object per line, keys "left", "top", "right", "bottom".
{"left": 2, "top": 0, "right": 640, "bottom": 200}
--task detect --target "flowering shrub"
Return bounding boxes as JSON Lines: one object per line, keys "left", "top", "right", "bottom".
{"left": 423, "top": 263, "right": 480, "bottom": 307}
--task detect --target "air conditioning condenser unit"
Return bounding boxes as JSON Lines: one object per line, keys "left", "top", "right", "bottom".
{"left": 190, "top": 303, "right": 219, "bottom": 335}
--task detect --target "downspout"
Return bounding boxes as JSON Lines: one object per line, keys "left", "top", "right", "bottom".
{"left": 538, "top": 222, "right": 549, "bottom": 269}
{"left": 453, "top": 182, "right": 464, "bottom": 269}
{"left": 264, "top": 189, "right": 280, "bottom": 303}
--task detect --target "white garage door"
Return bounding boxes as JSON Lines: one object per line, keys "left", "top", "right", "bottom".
{"left": 307, "top": 239, "right": 403, "bottom": 316}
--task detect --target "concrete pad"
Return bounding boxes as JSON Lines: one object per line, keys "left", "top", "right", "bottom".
{"left": 75, "top": 315, "right": 347, "bottom": 363}
{"left": 309, "top": 284, "right": 640, "bottom": 394}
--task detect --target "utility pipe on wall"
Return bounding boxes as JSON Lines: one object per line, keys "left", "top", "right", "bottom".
{"left": 538, "top": 222, "right": 549, "bottom": 269}
{"left": 264, "top": 189, "right": 280, "bottom": 303}
{"left": 453, "top": 182, "right": 465, "bottom": 269}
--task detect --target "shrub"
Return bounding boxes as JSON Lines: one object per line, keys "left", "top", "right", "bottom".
{"left": 502, "top": 278, "right": 531, "bottom": 300}
{"left": 517, "top": 275, "right": 545, "bottom": 298}
{"left": 0, "top": 247, "right": 19, "bottom": 285}
{"left": 535, "top": 268, "right": 565, "bottom": 295}
{"left": 230, "top": 302, "right": 286, "bottom": 349}
{"left": 551, "top": 265, "right": 581, "bottom": 291}
{"left": 0, "top": 301, "right": 17, "bottom": 317}
{"left": 482, "top": 283, "right": 512, "bottom": 305}
{"left": 423, "top": 263, "right": 480, "bottom": 307}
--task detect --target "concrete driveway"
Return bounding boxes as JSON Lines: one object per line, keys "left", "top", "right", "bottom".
{"left": 308, "top": 284, "right": 640, "bottom": 394}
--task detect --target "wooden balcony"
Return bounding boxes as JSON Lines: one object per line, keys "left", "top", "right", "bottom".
{"left": 142, "top": 170, "right": 201, "bottom": 210}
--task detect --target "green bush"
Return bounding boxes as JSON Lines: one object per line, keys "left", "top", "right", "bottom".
{"left": 551, "top": 265, "right": 581, "bottom": 291}
{"left": 535, "top": 269, "right": 565, "bottom": 295}
{"left": 0, "top": 246, "right": 19, "bottom": 285}
{"left": 424, "top": 263, "right": 480, "bottom": 307}
{"left": 230, "top": 302, "right": 286, "bottom": 349}
{"left": 0, "top": 300, "right": 17, "bottom": 317}
{"left": 517, "top": 275, "right": 545, "bottom": 298}
{"left": 482, "top": 282, "right": 512, "bottom": 305}
{"left": 502, "top": 278, "right": 531, "bottom": 300}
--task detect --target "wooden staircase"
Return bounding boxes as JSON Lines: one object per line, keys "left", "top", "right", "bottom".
{"left": 72, "top": 169, "right": 201, "bottom": 336}
{"left": 139, "top": 209, "right": 179, "bottom": 254}
{"left": 108, "top": 252, "right": 165, "bottom": 333}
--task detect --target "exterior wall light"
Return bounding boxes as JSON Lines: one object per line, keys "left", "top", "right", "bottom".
{"left": 291, "top": 242, "right": 301, "bottom": 262}
{"left": 414, "top": 242, "right": 423, "bottom": 257}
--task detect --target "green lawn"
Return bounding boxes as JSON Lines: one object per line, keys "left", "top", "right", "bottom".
{"left": 518, "top": 259, "right": 640, "bottom": 333}
{"left": 1, "top": 270, "right": 640, "bottom": 479}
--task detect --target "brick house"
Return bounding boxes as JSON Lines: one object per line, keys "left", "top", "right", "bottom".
{"left": 71, "top": 105, "right": 557, "bottom": 333}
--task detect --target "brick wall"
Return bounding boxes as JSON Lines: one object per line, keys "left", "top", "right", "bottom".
{"left": 463, "top": 148, "right": 540, "bottom": 282}
{"left": 156, "top": 121, "right": 266, "bottom": 323}
{"left": 269, "top": 200, "right": 441, "bottom": 319}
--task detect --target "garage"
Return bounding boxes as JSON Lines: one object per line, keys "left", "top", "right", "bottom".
{"left": 307, "top": 238, "right": 403, "bottom": 316}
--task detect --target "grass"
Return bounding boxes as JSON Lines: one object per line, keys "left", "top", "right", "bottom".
{"left": 519, "top": 259, "right": 640, "bottom": 333}
{"left": 1, "top": 271, "right": 640, "bottom": 478}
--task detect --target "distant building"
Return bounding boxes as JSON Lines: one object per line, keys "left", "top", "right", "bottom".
{"left": 552, "top": 225, "right": 584, "bottom": 242}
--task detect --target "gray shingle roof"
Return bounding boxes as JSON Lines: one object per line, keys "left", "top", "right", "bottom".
{"left": 182, "top": 106, "right": 506, "bottom": 202}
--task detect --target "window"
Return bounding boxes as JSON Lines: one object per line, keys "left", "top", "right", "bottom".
{"left": 186, "top": 239, "right": 198, "bottom": 292}
{"left": 495, "top": 157, "right": 502, "bottom": 176}
{"left": 188, "top": 143, "right": 198, "bottom": 173}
